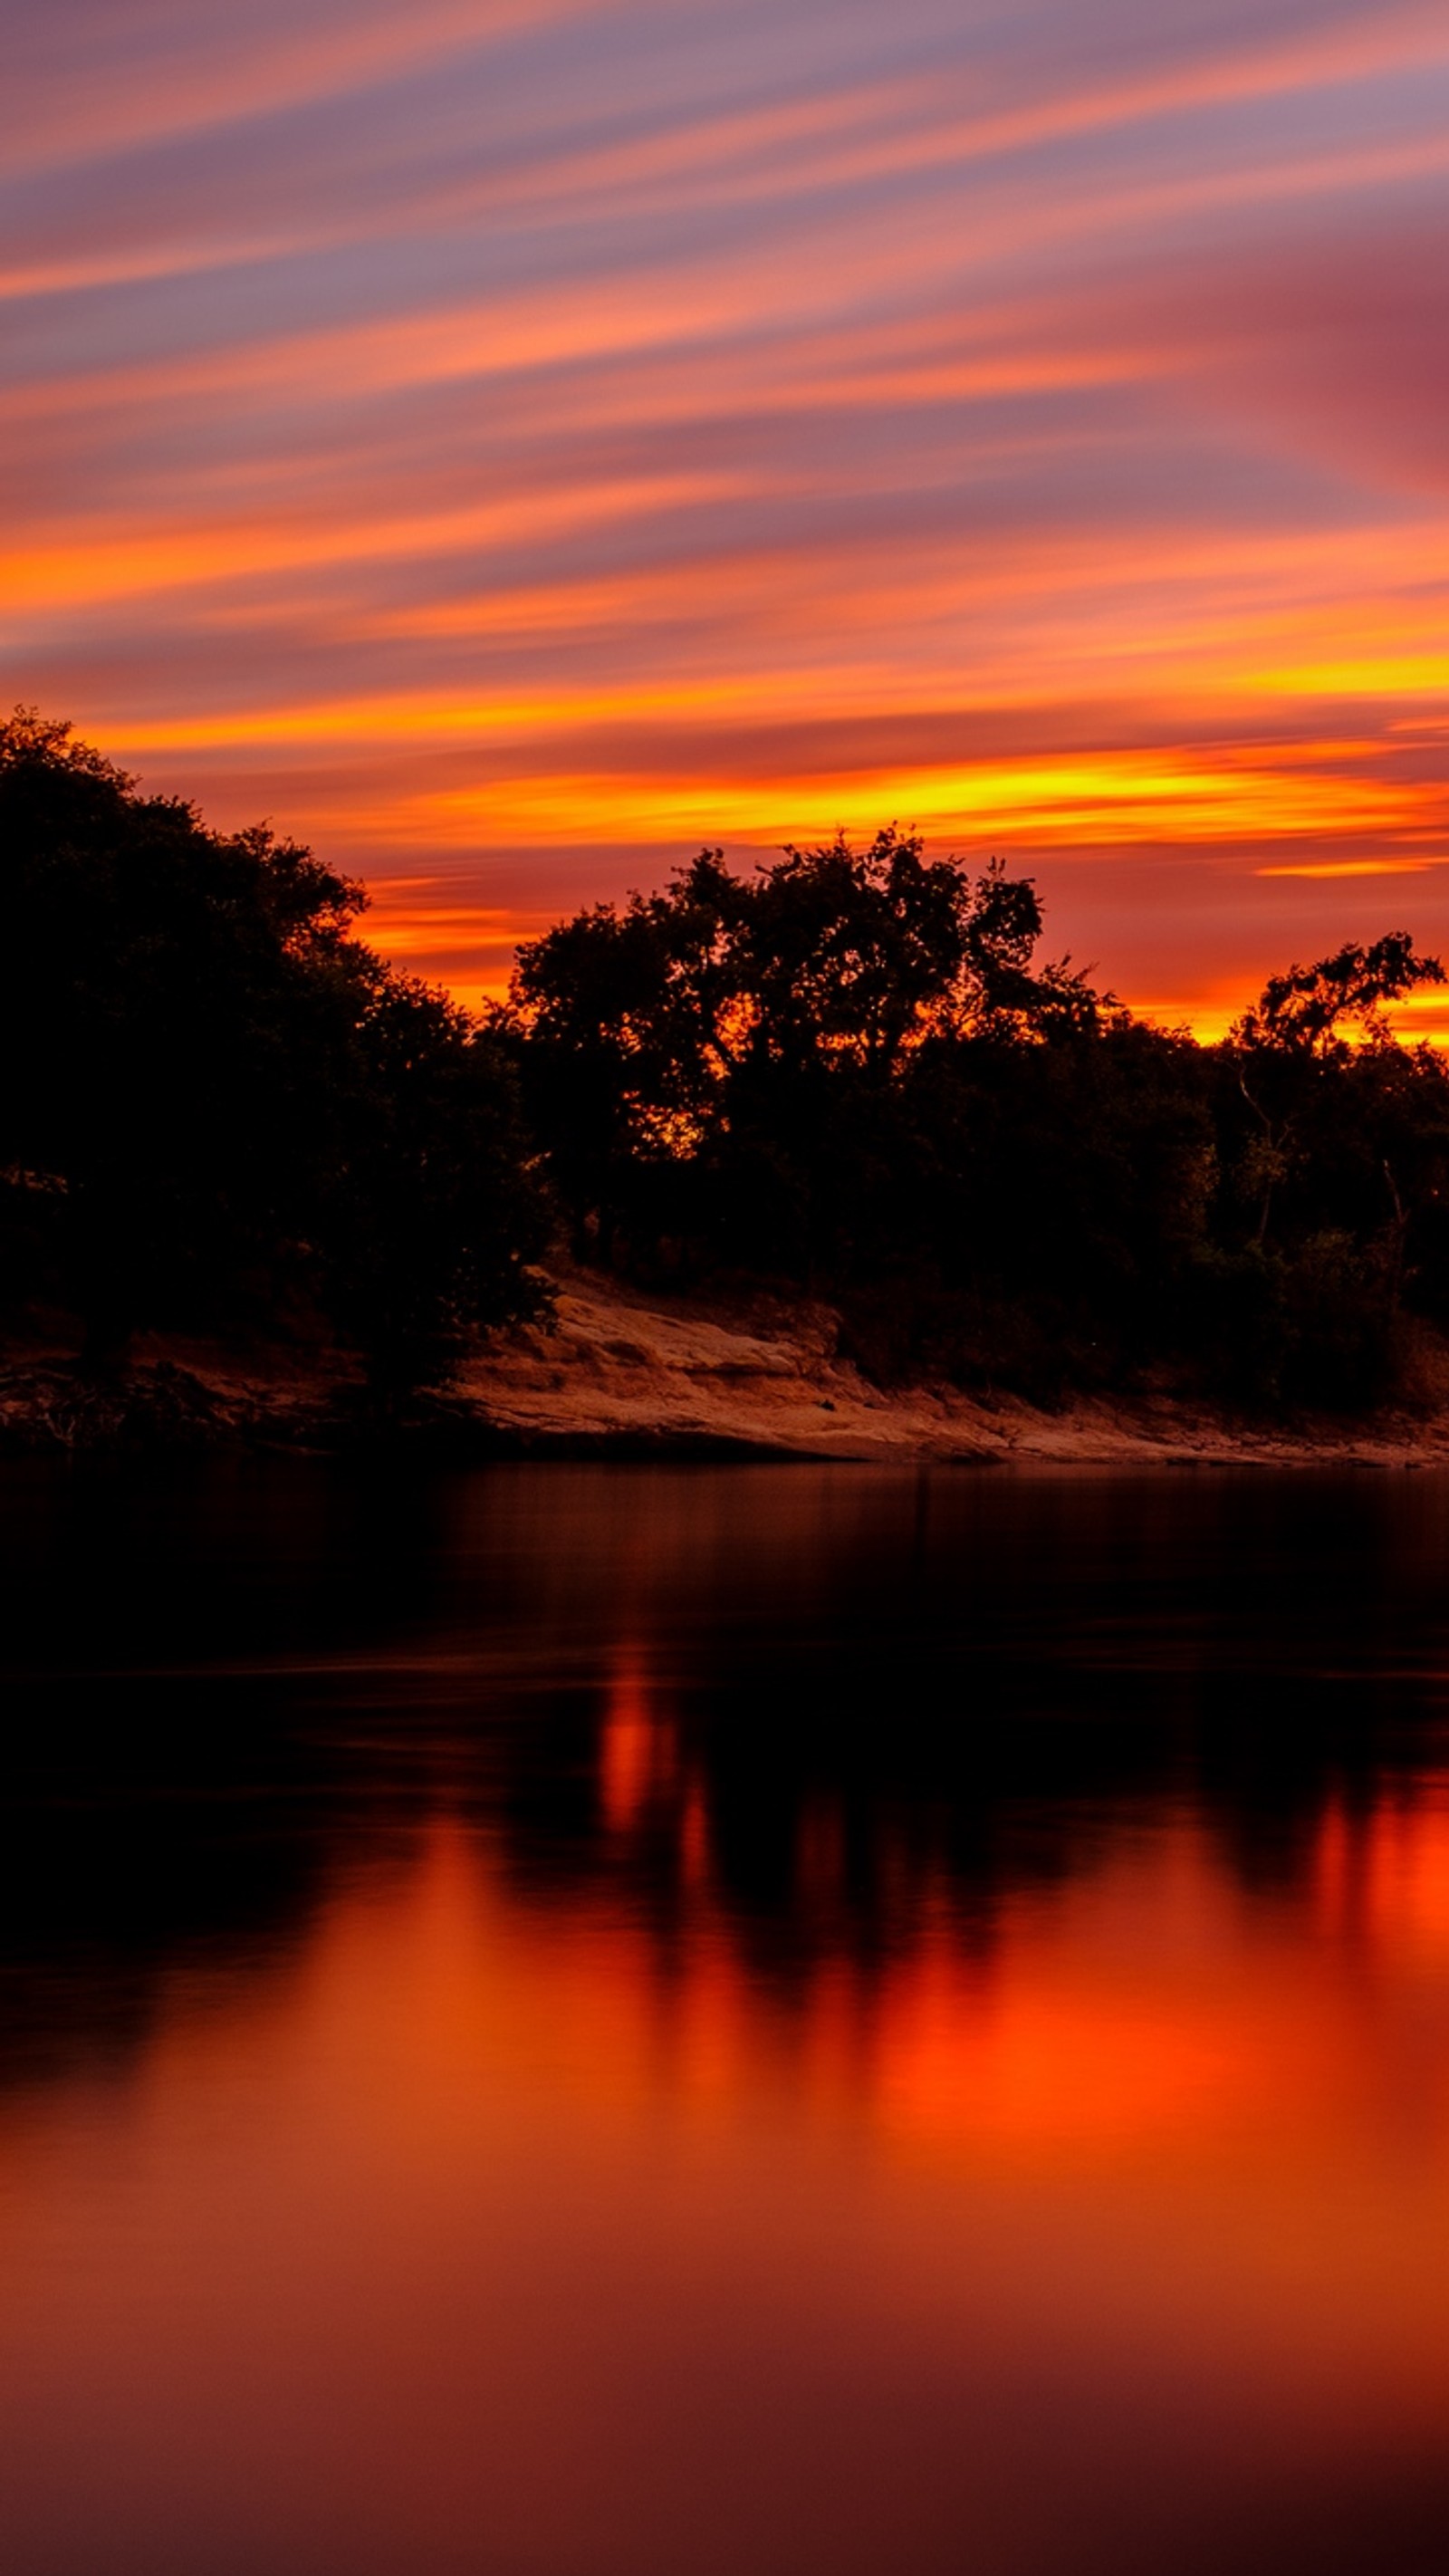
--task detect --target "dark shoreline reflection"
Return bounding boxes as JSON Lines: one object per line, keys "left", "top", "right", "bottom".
{"left": 3, "top": 1459, "right": 1449, "bottom": 2083}
{"left": 5, "top": 1462, "right": 1449, "bottom": 2575}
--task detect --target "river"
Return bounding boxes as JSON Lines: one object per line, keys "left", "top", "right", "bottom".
{"left": 2, "top": 1459, "right": 1447, "bottom": 2574}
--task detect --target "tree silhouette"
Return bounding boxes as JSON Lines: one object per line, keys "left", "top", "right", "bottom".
{"left": 0, "top": 709, "right": 546, "bottom": 1384}
{"left": 510, "top": 829, "right": 1449, "bottom": 1408}
{"left": 1231, "top": 935, "right": 1445, "bottom": 1056}
{"left": 9, "top": 710, "right": 1449, "bottom": 1419}
{"left": 507, "top": 831, "right": 1099, "bottom": 1271}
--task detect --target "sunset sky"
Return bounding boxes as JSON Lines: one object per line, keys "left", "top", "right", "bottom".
{"left": 5, "top": 0, "right": 1448, "bottom": 1031}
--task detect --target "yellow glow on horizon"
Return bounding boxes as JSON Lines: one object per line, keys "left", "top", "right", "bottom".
{"left": 393, "top": 749, "right": 1443, "bottom": 853}
{"left": 344, "top": 931, "right": 1431, "bottom": 1051}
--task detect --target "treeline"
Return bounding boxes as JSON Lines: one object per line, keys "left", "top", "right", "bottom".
{"left": 505, "top": 831, "right": 1449, "bottom": 1406}
{"left": 5, "top": 710, "right": 1449, "bottom": 1410}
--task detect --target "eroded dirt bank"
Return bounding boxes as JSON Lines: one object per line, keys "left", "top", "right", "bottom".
{"left": 5, "top": 1266, "right": 1449, "bottom": 1466}
{"left": 444, "top": 1270, "right": 1449, "bottom": 1466}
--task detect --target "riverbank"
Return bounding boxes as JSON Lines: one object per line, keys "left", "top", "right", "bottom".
{"left": 5, "top": 1266, "right": 1449, "bottom": 1466}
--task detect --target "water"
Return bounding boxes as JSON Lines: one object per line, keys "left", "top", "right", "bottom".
{"left": 3, "top": 1459, "right": 1449, "bottom": 2575}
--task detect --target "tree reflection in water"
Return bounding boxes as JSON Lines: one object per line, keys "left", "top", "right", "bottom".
{"left": 2, "top": 1462, "right": 1449, "bottom": 2575}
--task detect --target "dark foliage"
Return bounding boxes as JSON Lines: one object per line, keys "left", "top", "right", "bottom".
{"left": 0, "top": 710, "right": 547, "bottom": 1386}
{"left": 509, "top": 832, "right": 1449, "bottom": 1410}
{"left": 8, "top": 707, "right": 1445, "bottom": 1419}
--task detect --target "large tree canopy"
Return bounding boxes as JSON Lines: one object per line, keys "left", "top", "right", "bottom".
{"left": 0, "top": 709, "right": 546, "bottom": 1382}
{"left": 507, "top": 831, "right": 1101, "bottom": 1258}
{"left": 509, "top": 831, "right": 1449, "bottom": 1407}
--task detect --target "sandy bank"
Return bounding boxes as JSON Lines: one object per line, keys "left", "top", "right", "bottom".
{"left": 445, "top": 1269, "right": 1449, "bottom": 1467}
{"left": 4, "top": 1266, "right": 1449, "bottom": 1466}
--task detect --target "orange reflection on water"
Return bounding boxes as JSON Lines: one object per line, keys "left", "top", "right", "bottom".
{"left": 599, "top": 1652, "right": 677, "bottom": 1834}
{"left": 5, "top": 1769, "right": 1449, "bottom": 2573}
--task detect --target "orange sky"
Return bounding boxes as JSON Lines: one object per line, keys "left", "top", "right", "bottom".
{"left": 5, "top": 0, "right": 1449, "bottom": 1032}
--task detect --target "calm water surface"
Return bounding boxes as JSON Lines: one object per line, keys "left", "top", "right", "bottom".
{"left": 3, "top": 1460, "right": 1449, "bottom": 2575}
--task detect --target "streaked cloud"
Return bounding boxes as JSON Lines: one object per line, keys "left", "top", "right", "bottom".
{"left": 1257, "top": 859, "right": 1441, "bottom": 877}
{"left": 4, "top": 0, "right": 1447, "bottom": 1027}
